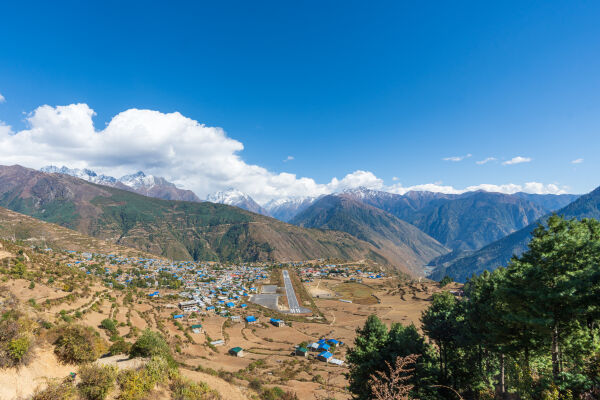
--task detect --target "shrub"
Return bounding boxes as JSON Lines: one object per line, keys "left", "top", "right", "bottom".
{"left": 117, "top": 356, "right": 169, "bottom": 400}
{"left": 32, "top": 379, "right": 76, "bottom": 400}
{"left": 109, "top": 339, "right": 132, "bottom": 355}
{"left": 249, "top": 378, "right": 263, "bottom": 391}
{"left": 260, "top": 386, "right": 286, "bottom": 400}
{"left": 170, "top": 375, "right": 220, "bottom": 400}
{"left": 54, "top": 324, "right": 107, "bottom": 363}
{"left": 77, "top": 364, "right": 117, "bottom": 400}
{"left": 8, "top": 336, "right": 30, "bottom": 362}
{"left": 100, "top": 318, "right": 118, "bottom": 334}
{"left": 0, "top": 309, "right": 35, "bottom": 367}
{"left": 117, "top": 369, "right": 152, "bottom": 400}
{"left": 439, "top": 275, "right": 453, "bottom": 287}
{"left": 129, "top": 329, "right": 172, "bottom": 363}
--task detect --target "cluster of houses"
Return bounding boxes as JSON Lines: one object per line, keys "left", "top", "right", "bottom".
{"left": 298, "top": 264, "right": 385, "bottom": 283}
{"left": 295, "top": 338, "right": 345, "bottom": 365}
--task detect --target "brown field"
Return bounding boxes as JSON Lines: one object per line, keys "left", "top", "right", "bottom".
{"left": 0, "top": 239, "right": 458, "bottom": 399}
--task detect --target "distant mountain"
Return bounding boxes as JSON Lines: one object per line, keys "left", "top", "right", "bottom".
{"left": 431, "top": 186, "right": 600, "bottom": 282}
{"left": 207, "top": 188, "right": 270, "bottom": 216}
{"left": 512, "top": 192, "right": 580, "bottom": 211}
{"left": 263, "top": 196, "right": 319, "bottom": 222}
{"left": 291, "top": 194, "right": 449, "bottom": 275}
{"left": 40, "top": 166, "right": 202, "bottom": 202}
{"left": 341, "top": 187, "right": 572, "bottom": 252}
{"left": 2, "top": 165, "right": 404, "bottom": 270}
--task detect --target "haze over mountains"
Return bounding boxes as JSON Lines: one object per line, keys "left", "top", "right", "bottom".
{"left": 5, "top": 164, "right": 593, "bottom": 281}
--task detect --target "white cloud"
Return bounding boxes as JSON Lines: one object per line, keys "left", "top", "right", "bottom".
{"left": 0, "top": 103, "right": 388, "bottom": 203}
{"left": 388, "top": 181, "right": 566, "bottom": 195}
{"left": 443, "top": 153, "right": 472, "bottom": 162}
{"left": 503, "top": 156, "right": 532, "bottom": 165}
{"left": 0, "top": 93, "right": 5, "bottom": 103}
{"left": 0, "top": 103, "right": 569, "bottom": 203}
{"left": 476, "top": 157, "right": 497, "bottom": 165}
{"left": 392, "top": 176, "right": 399, "bottom": 181}
{"left": 571, "top": 158, "right": 584, "bottom": 164}
{"left": 283, "top": 155, "right": 294, "bottom": 162}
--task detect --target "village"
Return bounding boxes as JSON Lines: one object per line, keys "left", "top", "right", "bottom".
{"left": 7, "top": 245, "right": 450, "bottom": 399}
{"left": 54, "top": 250, "right": 393, "bottom": 366}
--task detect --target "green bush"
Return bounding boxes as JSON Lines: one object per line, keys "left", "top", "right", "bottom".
{"left": 439, "top": 275, "right": 453, "bottom": 287}
{"left": 8, "top": 336, "right": 30, "bottom": 362}
{"left": 31, "top": 379, "right": 76, "bottom": 400}
{"left": 117, "top": 356, "right": 170, "bottom": 400}
{"left": 129, "top": 329, "right": 172, "bottom": 363}
{"left": 109, "top": 339, "right": 132, "bottom": 355}
{"left": 77, "top": 364, "right": 117, "bottom": 400}
{"left": 0, "top": 309, "right": 35, "bottom": 367}
{"left": 100, "top": 318, "right": 118, "bottom": 334}
{"left": 54, "top": 324, "right": 107, "bottom": 364}
{"left": 170, "top": 375, "right": 219, "bottom": 400}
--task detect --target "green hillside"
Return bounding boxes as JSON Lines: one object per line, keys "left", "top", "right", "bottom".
{"left": 0, "top": 165, "right": 397, "bottom": 267}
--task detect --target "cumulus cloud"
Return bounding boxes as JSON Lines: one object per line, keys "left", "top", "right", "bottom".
{"left": 0, "top": 103, "right": 389, "bottom": 203}
{"left": 503, "top": 156, "right": 531, "bottom": 165}
{"left": 571, "top": 158, "right": 584, "bottom": 164}
{"left": 283, "top": 155, "right": 294, "bottom": 162}
{"left": 0, "top": 93, "right": 5, "bottom": 103}
{"left": 443, "top": 153, "right": 472, "bottom": 162}
{"left": 0, "top": 103, "right": 568, "bottom": 203}
{"left": 476, "top": 157, "right": 497, "bottom": 165}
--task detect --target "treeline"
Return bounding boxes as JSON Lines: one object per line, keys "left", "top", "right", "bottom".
{"left": 347, "top": 215, "right": 600, "bottom": 399}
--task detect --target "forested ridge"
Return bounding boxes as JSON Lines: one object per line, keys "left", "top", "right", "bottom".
{"left": 347, "top": 215, "right": 600, "bottom": 399}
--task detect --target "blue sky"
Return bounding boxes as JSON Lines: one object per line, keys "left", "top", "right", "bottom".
{"left": 0, "top": 1, "right": 598, "bottom": 200}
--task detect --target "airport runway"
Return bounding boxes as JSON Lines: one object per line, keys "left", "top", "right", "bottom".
{"left": 283, "top": 269, "right": 310, "bottom": 313}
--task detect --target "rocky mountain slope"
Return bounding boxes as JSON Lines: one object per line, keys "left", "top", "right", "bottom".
{"left": 206, "top": 188, "right": 270, "bottom": 216}
{"left": 342, "top": 188, "right": 576, "bottom": 252}
{"left": 291, "top": 194, "right": 449, "bottom": 275}
{"left": 40, "top": 166, "right": 201, "bottom": 202}
{"left": 0, "top": 165, "right": 404, "bottom": 271}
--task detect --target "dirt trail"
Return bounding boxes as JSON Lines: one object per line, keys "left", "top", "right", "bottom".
{"left": 0, "top": 250, "right": 12, "bottom": 259}
{"left": 180, "top": 369, "right": 249, "bottom": 400}
{"left": 0, "top": 346, "right": 75, "bottom": 400}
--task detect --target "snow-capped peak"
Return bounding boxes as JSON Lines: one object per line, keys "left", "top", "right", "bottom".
{"left": 206, "top": 188, "right": 251, "bottom": 205}
{"left": 119, "top": 171, "right": 158, "bottom": 189}
{"left": 40, "top": 165, "right": 117, "bottom": 185}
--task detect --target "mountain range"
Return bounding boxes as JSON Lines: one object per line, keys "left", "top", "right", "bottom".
{"left": 430, "top": 185, "right": 600, "bottom": 282}
{"left": 291, "top": 194, "right": 449, "bottom": 275}
{"left": 40, "top": 166, "right": 202, "bottom": 202}
{"left": 0, "top": 165, "right": 414, "bottom": 273}
{"left": 20, "top": 164, "right": 597, "bottom": 281}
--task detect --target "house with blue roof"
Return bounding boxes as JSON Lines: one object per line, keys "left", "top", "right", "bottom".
{"left": 270, "top": 318, "right": 285, "bottom": 327}
{"left": 318, "top": 351, "right": 333, "bottom": 362}
{"left": 245, "top": 316, "right": 257, "bottom": 324}
{"left": 318, "top": 343, "right": 331, "bottom": 351}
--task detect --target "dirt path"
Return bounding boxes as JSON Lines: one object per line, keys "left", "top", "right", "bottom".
{"left": 0, "top": 346, "right": 75, "bottom": 400}
{"left": 180, "top": 369, "right": 249, "bottom": 400}
{"left": 0, "top": 250, "right": 13, "bottom": 259}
